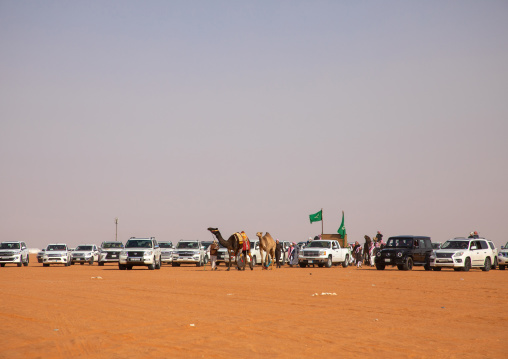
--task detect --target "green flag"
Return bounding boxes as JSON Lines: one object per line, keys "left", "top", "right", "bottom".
{"left": 309, "top": 209, "right": 322, "bottom": 223}
{"left": 337, "top": 211, "right": 346, "bottom": 237}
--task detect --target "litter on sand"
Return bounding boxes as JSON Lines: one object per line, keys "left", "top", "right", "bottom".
{"left": 91, "top": 276, "right": 103, "bottom": 280}
{"left": 189, "top": 324, "right": 195, "bottom": 327}
{"left": 311, "top": 292, "right": 337, "bottom": 296}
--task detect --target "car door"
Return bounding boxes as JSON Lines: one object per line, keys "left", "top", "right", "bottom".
{"left": 469, "top": 241, "right": 483, "bottom": 266}
{"left": 331, "top": 241, "right": 341, "bottom": 263}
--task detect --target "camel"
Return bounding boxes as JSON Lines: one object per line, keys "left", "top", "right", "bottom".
{"left": 207, "top": 228, "right": 253, "bottom": 271}
{"left": 256, "top": 232, "right": 276, "bottom": 270}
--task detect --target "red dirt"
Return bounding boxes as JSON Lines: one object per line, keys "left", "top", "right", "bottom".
{"left": 0, "top": 255, "right": 505, "bottom": 358}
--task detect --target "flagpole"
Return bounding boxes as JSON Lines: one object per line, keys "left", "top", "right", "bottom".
{"left": 321, "top": 208, "right": 323, "bottom": 235}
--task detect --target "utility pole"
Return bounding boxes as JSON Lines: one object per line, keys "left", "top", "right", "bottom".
{"left": 115, "top": 217, "right": 119, "bottom": 241}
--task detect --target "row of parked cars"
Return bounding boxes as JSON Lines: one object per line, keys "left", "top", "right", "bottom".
{"left": 1, "top": 235, "right": 507, "bottom": 272}
{"left": 374, "top": 235, "right": 506, "bottom": 271}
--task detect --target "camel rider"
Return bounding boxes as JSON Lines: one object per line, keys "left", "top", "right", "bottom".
{"left": 240, "top": 231, "right": 253, "bottom": 269}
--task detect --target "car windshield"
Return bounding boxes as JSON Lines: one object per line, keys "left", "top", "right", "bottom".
{"left": 47, "top": 245, "right": 67, "bottom": 251}
{"left": 75, "top": 246, "right": 93, "bottom": 251}
{"left": 432, "top": 243, "right": 441, "bottom": 249}
{"left": 441, "top": 240, "right": 469, "bottom": 250}
{"left": 0, "top": 243, "right": 20, "bottom": 249}
{"left": 307, "top": 241, "right": 331, "bottom": 248}
{"left": 125, "top": 240, "right": 152, "bottom": 248}
{"left": 201, "top": 241, "right": 212, "bottom": 250}
{"left": 159, "top": 242, "right": 173, "bottom": 248}
{"left": 386, "top": 238, "right": 412, "bottom": 248}
{"left": 102, "top": 242, "right": 123, "bottom": 249}
{"left": 177, "top": 242, "right": 199, "bottom": 249}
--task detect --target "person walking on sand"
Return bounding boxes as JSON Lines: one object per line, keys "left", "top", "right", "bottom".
{"left": 353, "top": 241, "right": 362, "bottom": 268}
{"left": 209, "top": 239, "right": 219, "bottom": 270}
{"left": 240, "top": 231, "right": 252, "bottom": 270}
{"left": 275, "top": 239, "right": 283, "bottom": 268}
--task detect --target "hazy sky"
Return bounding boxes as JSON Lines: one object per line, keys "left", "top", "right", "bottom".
{"left": 1, "top": 1, "right": 507, "bottom": 249}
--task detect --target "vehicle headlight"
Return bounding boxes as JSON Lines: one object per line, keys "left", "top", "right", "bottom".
{"left": 120, "top": 251, "right": 128, "bottom": 257}
{"left": 144, "top": 251, "right": 153, "bottom": 257}
{"left": 319, "top": 250, "right": 326, "bottom": 256}
{"left": 454, "top": 251, "right": 464, "bottom": 257}
{"left": 397, "top": 252, "right": 403, "bottom": 258}
{"left": 376, "top": 252, "right": 381, "bottom": 257}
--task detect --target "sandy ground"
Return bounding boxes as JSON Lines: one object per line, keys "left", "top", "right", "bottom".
{"left": 0, "top": 255, "right": 506, "bottom": 359}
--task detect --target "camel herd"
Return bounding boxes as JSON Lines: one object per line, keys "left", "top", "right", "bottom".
{"left": 207, "top": 228, "right": 277, "bottom": 270}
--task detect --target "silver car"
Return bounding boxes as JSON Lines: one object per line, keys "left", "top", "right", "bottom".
{"left": 71, "top": 244, "right": 99, "bottom": 265}
{"left": 159, "top": 241, "right": 174, "bottom": 264}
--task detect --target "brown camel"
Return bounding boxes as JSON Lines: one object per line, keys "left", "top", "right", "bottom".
{"left": 256, "top": 232, "right": 276, "bottom": 270}
{"left": 207, "top": 228, "right": 253, "bottom": 271}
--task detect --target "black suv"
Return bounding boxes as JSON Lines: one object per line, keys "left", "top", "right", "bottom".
{"left": 375, "top": 235, "right": 433, "bottom": 271}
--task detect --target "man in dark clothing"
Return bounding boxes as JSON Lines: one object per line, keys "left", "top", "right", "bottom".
{"left": 275, "top": 239, "right": 283, "bottom": 268}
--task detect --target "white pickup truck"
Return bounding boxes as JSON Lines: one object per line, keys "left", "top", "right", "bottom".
{"left": 298, "top": 240, "right": 350, "bottom": 268}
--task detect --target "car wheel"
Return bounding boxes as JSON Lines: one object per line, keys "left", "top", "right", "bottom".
{"left": 342, "top": 255, "right": 349, "bottom": 268}
{"left": 299, "top": 263, "right": 307, "bottom": 268}
{"left": 402, "top": 257, "right": 413, "bottom": 271}
{"left": 433, "top": 267, "right": 442, "bottom": 271}
{"left": 23, "top": 255, "right": 29, "bottom": 266}
{"left": 43, "top": 263, "right": 49, "bottom": 267}
{"left": 89, "top": 258, "right": 94, "bottom": 265}
{"left": 482, "top": 257, "right": 491, "bottom": 272}
{"left": 118, "top": 264, "right": 126, "bottom": 270}
{"left": 127, "top": 265, "right": 133, "bottom": 270}
{"left": 424, "top": 257, "right": 431, "bottom": 271}
{"left": 172, "top": 262, "right": 179, "bottom": 267}
{"left": 375, "top": 263, "right": 385, "bottom": 270}
{"left": 253, "top": 255, "right": 257, "bottom": 266}
{"left": 80, "top": 262, "right": 84, "bottom": 265}
{"left": 499, "top": 265, "right": 505, "bottom": 270}
{"left": 156, "top": 257, "right": 161, "bottom": 269}
{"left": 463, "top": 258, "right": 471, "bottom": 272}
{"left": 17, "top": 259, "right": 22, "bottom": 267}
{"left": 397, "top": 264, "right": 404, "bottom": 270}
{"left": 148, "top": 261, "right": 155, "bottom": 270}
{"left": 492, "top": 257, "right": 498, "bottom": 270}
{"left": 98, "top": 262, "right": 104, "bottom": 266}
{"left": 325, "top": 256, "right": 332, "bottom": 268}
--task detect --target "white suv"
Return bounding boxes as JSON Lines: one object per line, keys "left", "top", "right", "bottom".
{"left": 159, "top": 241, "right": 174, "bottom": 264}
{"left": 43, "top": 244, "right": 72, "bottom": 267}
{"left": 0, "top": 241, "right": 29, "bottom": 267}
{"left": 71, "top": 244, "right": 99, "bottom": 265}
{"left": 172, "top": 240, "right": 205, "bottom": 267}
{"left": 119, "top": 237, "right": 161, "bottom": 270}
{"left": 98, "top": 241, "right": 124, "bottom": 266}
{"left": 498, "top": 243, "right": 508, "bottom": 270}
{"left": 430, "top": 237, "right": 495, "bottom": 271}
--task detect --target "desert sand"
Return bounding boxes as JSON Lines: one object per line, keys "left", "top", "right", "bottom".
{"left": 0, "top": 255, "right": 505, "bottom": 359}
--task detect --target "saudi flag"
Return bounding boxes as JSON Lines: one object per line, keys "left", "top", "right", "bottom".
{"left": 337, "top": 211, "right": 346, "bottom": 237}
{"left": 309, "top": 209, "right": 322, "bottom": 223}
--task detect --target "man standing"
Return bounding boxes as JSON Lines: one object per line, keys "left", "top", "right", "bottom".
{"left": 275, "top": 239, "right": 283, "bottom": 268}
{"left": 209, "top": 239, "right": 219, "bottom": 271}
